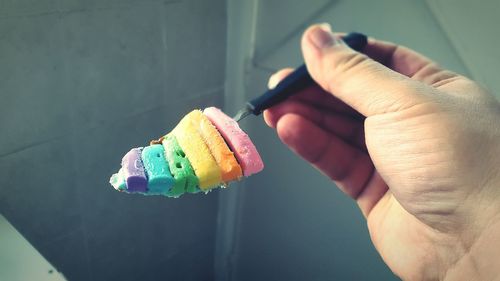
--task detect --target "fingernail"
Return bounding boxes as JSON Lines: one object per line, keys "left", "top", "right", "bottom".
{"left": 319, "top": 23, "right": 332, "bottom": 32}
{"left": 309, "top": 23, "right": 339, "bottom": 49}
{"left": 268, "top": 73, "right": 280, "bottom": 89}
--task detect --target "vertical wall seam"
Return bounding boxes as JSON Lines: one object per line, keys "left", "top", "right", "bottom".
{"left": 252, "top": 0, "right": 337, "bottom": 67}
{"left": 215, "top": 0, "right": 260, "bottom": 280}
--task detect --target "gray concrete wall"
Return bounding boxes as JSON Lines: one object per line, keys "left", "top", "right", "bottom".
{"left": 0, "top": 1, "right": 226, "bottom": 280}
{"left": 2, "top": 0, "right": 498, "bottom": 280}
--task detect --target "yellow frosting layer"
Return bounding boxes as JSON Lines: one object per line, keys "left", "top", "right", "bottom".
{"left": 199, "top": 113, "right": 242, "bottom": 182}
{"left": 172, "top": 110, "right": 221, "bottom": 189}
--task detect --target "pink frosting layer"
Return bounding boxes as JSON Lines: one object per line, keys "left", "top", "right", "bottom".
{"left": 203, "top": 107, "right": 263, "bottom": 176}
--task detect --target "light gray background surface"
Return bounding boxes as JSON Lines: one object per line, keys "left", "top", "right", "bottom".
{"left": 1, "top": 0, "right": 498, "bottom": 280}
{"left": 220, "top": 0, "right": 497, "bottom": 281}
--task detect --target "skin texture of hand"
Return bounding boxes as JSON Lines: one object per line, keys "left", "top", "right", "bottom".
{"left": 264, "top": 24, "right": 500, "bottom": 280}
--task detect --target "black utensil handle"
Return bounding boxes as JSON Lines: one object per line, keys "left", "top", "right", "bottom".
{"left": 247, "top": 32, "right": 368, "bottom": 115}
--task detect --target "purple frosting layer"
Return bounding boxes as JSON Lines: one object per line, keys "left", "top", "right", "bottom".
{"left": 121, "top": 147, "right": 147, "bottom": 193}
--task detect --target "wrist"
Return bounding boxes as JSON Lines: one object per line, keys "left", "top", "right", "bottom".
{"left": 443, "top": 143, "right": 500, "bottom": 280}
{"left": 443, "top": 212, "right": 500, "bottom": 280}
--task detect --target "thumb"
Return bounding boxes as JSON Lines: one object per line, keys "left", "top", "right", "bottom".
{"left": 302, "top": 24, "right": 428, "bottom": 117}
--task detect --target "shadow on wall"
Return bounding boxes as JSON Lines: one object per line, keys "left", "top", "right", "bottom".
{"left": 0, "top": 0, "right": 226, "bottom": 280}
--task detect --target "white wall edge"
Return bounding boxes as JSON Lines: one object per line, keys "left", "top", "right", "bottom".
{"left": 214, "top": 1, "right": 259, "bottom": 280}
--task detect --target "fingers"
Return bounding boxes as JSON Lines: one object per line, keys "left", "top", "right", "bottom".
{"left": 356, "top": 170, "right": 389, "bottom": 217}
{"left": 268, "top": 68, "right": 294, "bottom": 89}
{"left": 267, "top": 68, "right": 363, "bottom": 118}
{"left": 289, "top": 85, "right": 363, "bottom": 118}
{"left": 275, "top": 113, "right": 374, "bottom": 200}
{"left": 268, "top": 29, "right": 461, "bottom": 119}
{"left": 264, "top": 100, "right": 367, "bottom": 151}
{"left": 301, "top": 24, "right": 430, "bottom": 117}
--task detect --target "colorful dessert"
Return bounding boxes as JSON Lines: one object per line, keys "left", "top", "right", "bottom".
{"left": 204, "top": 107, "right": 263, "bottom": 176}
{"left": 109, "top": 107, "right": 264, "bottom": 198}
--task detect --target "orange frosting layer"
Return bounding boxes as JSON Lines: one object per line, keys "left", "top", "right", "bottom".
{"left": 199, "top": 112, "right": 243, "bottom": 182}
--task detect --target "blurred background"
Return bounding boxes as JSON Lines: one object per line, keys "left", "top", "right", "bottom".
{"left": 0, "top": 0, "right": 498, "bottom": 280}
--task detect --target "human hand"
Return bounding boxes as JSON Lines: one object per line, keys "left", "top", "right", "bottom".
{"left": 264, "top": 24, "right": 500, "bottom": 280}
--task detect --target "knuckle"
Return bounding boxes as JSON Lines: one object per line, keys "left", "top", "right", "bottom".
{"left": 321, "top": 51, "right": 371, "bottom": 92}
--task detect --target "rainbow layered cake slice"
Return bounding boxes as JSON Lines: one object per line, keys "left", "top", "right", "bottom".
{"left": 109, "top": 107, "right": 264, "bottom": 198}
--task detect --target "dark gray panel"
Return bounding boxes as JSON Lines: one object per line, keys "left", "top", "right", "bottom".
{"left": 0, "top": 0, "right": 227, "bottom": 279}
{"left": 37, "top": 229, "right": 92, "bottom": 281}
{"left": 0, "top": 0, "right": 59, "bottom": 17}
{"left": 59, "top": 2, "right": 168, "bottom": 130}
{"left": 71, "top": 94, "right": 223, "bottom": 281}
{"left": 58, "top": 0, "right": 178, "bottom": 12}
{"left": 0, "top": 14, "right": 71, "bottom": 157}
{"left": 0, "top": 138, "right": 82, "bottom": 250}
{"left": 163, "top": 0, "right": 227, "bottom": 97}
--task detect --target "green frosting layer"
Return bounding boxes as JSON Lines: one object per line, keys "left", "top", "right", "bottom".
{"left": 141, "top": 144, "right": 175, "bottom": 196}
{"left": 162, "top": 135, "right": 200, "bottom": 196}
